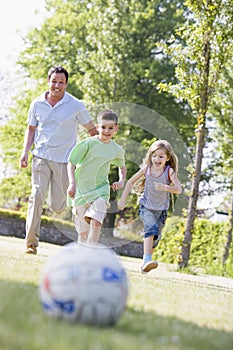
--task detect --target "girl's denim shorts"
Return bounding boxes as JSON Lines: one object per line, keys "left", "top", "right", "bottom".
{"left": 139, "top": 205, "right": 168, "bottom": 246}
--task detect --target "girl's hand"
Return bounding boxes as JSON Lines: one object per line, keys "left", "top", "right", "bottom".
{"left": 154, "top": 182, "right": 167, "bottom": 192}
{"left": 67, "top": 182, "right": 76, "bottom": 199}
{"left": 118, "top": 198, "right": 126, "bottom": 210}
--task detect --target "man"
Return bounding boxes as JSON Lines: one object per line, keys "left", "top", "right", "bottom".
{"left": 20, "top": 66, "right": 97, "bottom": 254}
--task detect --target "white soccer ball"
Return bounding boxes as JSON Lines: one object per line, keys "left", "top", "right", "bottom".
{"left": 39, "top": 242, "right": 128, "bottom": 326}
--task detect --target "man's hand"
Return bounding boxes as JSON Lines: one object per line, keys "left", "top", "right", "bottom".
{"left": 20, "top": 152, "right": 28, "bottom": 168}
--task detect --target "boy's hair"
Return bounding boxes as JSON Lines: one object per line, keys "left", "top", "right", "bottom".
{"left": 48, "top": 66, "right": 69, "bottom": 83}
{"left": 97, "top": 110, "right": 118, "bottom": 124}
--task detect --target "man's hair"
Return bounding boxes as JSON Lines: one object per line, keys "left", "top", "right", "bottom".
{"left": 48, "top": 66, "right": 69, "bottom": 83}
{"left": 97, "top": 110, "right": 118, "bottom": 124}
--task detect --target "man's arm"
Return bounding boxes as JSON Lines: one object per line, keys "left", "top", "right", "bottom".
{"left": 83, "top": 121, "right": 98, "bottom": 136}
{"left": 19, "top": 125, "right": 36, "bottom": 168}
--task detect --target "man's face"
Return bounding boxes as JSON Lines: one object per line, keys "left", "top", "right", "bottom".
{"left": 48, "top": 72, "right": 68, "bottom": 99}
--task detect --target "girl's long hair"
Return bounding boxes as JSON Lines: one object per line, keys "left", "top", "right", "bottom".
{"left": 136, "top": 139, "right": 179, "bottom": 194}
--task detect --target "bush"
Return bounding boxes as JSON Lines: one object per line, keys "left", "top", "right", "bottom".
{"left": 153, "top": 216, "right": 233, "bottom": 277}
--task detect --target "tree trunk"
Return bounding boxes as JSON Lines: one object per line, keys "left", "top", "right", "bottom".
{"left": 222, "top": 190, "right": 233, "bottom": 265}
{"left": 179, "top": 118, "right": 205, "bottom": 267}
{"left": 179, "top": 29, "right": 211, "bottom": 268}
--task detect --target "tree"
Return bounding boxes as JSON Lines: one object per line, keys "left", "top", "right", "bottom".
{"left": 211, "top": 63, "right": 233, "bottom": 264}
{"left": 0, "top": 0, "right": 193, "bottom": 216}
{"left": 18, "top": 0, "right": 193, "bottom": 139}
{"left": 159, "top": 0, "right": 233, "bottom": 267}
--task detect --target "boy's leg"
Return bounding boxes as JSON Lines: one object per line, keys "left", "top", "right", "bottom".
{"left": 85, "top": 197, "right": 108, "bottom": 244}
{"left": 87, "top": 219, "right": 102, "bottom": 245}
{"left": 72, "top": 206, "right": 90, "bottom": 244}
{"left": 78, "top": 231, "right": 88, "bottom": 244}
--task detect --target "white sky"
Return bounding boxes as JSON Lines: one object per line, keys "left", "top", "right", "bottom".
{"left": 0, "top": 0, "right": 47, "bottom": 70}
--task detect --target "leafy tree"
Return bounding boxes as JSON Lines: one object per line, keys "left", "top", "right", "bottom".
{"left": 0, "top": 0, "right": 192, "bottom": 233}
{"left": 18, "top": 0, "right": 193, "bottom": 139}
{"left": 159, "top": 0, "right": 233, "bottom": 267}
{"left": 210, "top": 64, "right": 233, "bottom": 264}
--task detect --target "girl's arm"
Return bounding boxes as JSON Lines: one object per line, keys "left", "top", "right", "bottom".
{"left": 118, "top": 168, "right": 145, "bottom": 210}
{"left": 67, "top": 163, "right": 76, "bottom": 199}
{"left": 154, "top": 168, "right": 182, "bottom": 194}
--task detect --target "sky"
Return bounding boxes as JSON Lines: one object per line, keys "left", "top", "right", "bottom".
{"left": 0, "top": 0, "right": 47, "bottom": 70}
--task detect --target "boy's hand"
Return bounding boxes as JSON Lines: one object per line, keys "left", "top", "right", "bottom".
{"left": 111, "top": 180, "right": 125, "bottom": 191}
{"left": 67, "top": 182, "right": 76, "bottom": 199}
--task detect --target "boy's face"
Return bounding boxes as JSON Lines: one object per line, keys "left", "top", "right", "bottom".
{"left": 97, "top": 120, "right": 118, "bottom": 143}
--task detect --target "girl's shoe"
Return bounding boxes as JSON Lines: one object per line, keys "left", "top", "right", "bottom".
{"left": 140, "top": 260, "right": 158, "bottom": 274}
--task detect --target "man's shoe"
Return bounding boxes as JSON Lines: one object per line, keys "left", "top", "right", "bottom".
{"left": 140, "top": 260, "right": 158, "bottom": 274}
{"left": 25, "top": 246, "right": 37, "bottom": 255}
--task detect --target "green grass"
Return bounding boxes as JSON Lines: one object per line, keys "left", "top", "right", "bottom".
{"left": 0, "top": 237, "right": 233, "bottom": 350}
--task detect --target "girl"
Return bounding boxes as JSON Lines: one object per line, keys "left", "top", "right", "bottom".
{"left": 118, "top": 140, "right": 182, "bottom": 274}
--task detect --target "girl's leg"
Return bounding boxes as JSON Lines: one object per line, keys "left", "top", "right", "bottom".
{"left": 141, "top": 235, "right": 158, "bottom": 273}
{"left": 144, "top": 235, "right": 154, "bottom": 255}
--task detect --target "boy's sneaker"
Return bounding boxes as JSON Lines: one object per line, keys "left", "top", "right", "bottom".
{"left": 140, "top": 260, "right": 158, "bottom": 274}
{"left": 25, "top": 246, "right": 37, "bottom": 255}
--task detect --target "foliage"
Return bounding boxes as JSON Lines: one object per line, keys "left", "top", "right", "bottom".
{"left": 155, "top": 216, "right": 233, "bottom": 277}
{"left": 157, "top": 0, "right": 233, "bottom": 267}
{"left": 18, "top": 0, "right": 194, "bottom": 139}
{"left": 0, "top": 208, "right": 74, "bottom": 228}
{"left": 0, "top": 92, "right": 34, "bottom": 208}
{"left": 0, "top": 0, "right": 194, "bottom": 216}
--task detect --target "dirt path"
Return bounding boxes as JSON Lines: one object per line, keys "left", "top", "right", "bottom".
{"left": 1, "top": 235, "right": 233, "bottom": 292}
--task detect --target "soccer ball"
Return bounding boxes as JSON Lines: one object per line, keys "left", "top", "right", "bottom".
{"left": 38, "top": 243, "right": 128, "bottom": 326}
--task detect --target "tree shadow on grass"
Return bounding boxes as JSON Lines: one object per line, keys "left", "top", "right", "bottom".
{"left": 0, "top": 280, "right": 232, "bottom": 350}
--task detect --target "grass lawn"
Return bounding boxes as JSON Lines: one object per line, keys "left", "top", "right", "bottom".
{"left": 0, "top": 236, "right": 233, "bottom": 350}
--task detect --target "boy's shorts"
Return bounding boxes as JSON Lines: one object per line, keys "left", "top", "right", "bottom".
{"left": 72, "top": 197, "right": 109, "bottom": 233}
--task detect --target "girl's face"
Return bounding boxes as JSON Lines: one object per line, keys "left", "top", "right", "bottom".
{"left": 151, "top": 148, "right": 169, "bottom": 170}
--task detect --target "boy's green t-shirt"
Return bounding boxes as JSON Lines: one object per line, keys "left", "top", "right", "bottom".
{"left": 67, "top": 137, "right": 125, "bottom": 206}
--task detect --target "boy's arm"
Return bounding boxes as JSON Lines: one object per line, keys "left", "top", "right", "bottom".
{"left": 67, "top": 163, "right": 76, "bottom": 199}
{"left": 111, "top": 166, "right": 127, "bottom": 191}
{"left": 118, "top": 168, "right": 145, "bottom": 210}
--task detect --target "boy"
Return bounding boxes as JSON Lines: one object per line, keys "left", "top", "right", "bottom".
{"left": 67, "top": 109, "right": 126, "bottom": 245}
